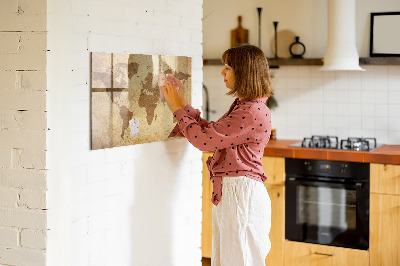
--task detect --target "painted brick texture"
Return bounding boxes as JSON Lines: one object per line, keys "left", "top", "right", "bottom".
{"left": 0, "top": 0, "right": 47, "bottom": 265}
{"left": 46, "top": 0, "right": 203, "bottom": 266}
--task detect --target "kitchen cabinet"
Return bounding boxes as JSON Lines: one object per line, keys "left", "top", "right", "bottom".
{"left": 370, "top": 163, "right": 400, "bottom": 266}
{"left": 261, "top": 156, "right": 285, "bottom": 266}
{"left": 201, "top": 154, "right": 286, "bottom": 266}
{"left": 201, "top": 152, "right": 213, "bottom": 258}
{"left": 284, "top": 241, "right": 369, "bottom": 266}
{"left": 370, "top": 163, "right": 400, "bottom": 195}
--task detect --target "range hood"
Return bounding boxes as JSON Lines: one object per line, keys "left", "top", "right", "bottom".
{"left": 320, "top": 0, "right": 365, "bottom": 71}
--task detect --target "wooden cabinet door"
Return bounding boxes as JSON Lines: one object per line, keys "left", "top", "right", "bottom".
{"left": 284, "top": 241, "right": 369, "bottom": 266}
{"left": 264, "top": 184, "right": 284, "bottom": 266}
{"left": 201, "top": 152, "right": 213, "bottom": 258}
{"left": 370, "top": 163, "right": 400, "bottom": 195}
{"left": 262, "top": 156, "right": 285, "bottom": 186}
{"left": 370, "top": 193, "right": 400, "bottom": 266}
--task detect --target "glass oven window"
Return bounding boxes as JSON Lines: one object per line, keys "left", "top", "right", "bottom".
{"left": 297, "top": 186, "right": 357, "bottom": 230}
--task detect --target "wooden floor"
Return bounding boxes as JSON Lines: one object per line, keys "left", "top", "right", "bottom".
{"left": 202, "top": 257, "right": 211, "bottom": 266}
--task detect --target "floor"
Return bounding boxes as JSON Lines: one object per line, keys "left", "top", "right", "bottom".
{"left": 202, "top": 257, "right": 211, "bottom": 266}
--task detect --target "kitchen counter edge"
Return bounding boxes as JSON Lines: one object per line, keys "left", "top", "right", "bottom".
{"left": 263, "top": 139, "right": 400, "bottom": 165}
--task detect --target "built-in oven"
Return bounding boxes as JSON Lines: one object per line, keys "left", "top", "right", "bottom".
{"left": 285, "top": 158, "right": 370, "bottom": 250}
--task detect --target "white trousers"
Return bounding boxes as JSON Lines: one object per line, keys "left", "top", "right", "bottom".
{"left": 212, "top": 176, "right": 271, "bottom": 266}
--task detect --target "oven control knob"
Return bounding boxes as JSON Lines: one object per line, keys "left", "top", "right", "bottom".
{"left": 304, "top": 161, "right": 312, "bottom": 171}
{"left": 340, "top": 164, "right": 347, "bottom": 174}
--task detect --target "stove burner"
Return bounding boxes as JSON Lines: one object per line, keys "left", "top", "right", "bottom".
{"left": 301, "top": 135, "right": 339, "bottom": 149}
{"left": 294, "top": 136, "right": 379, "bottom": 151}
{"left": 340, "top": 137, "right": 377, "bottom": 151}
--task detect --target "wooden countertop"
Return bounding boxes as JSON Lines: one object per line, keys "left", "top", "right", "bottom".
{"left": 263, "top": 139, "right": 400, "bottom": 165}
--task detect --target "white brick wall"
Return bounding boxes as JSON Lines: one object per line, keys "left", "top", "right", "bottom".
{"left": 0, "top": 0, "right": 48, "bottom": 265}
{"left": 47, "top": 1, "right": 203, "bottom": 266}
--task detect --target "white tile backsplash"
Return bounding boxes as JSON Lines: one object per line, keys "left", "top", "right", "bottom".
{"left": 204, "top": 64, "right": 400, "bottom": 144}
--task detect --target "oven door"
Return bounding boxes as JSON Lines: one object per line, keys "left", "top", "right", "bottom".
{"left": 285, "top": 177, "right": 369, "bottom": 250}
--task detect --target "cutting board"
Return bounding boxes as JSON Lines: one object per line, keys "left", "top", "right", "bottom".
{"left": 231, "top": 16, "right": 249, "bottom": 48}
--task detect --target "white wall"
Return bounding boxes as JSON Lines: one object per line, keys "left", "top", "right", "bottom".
{"left": 203, "top": 0, "right": 400, "bottom": 145}
{"left": 203, "top": 0, "right": 400, "bottom": 58}
{"left": 0, "top": 0, "right": 48, "bottom": 265}
{"left": 47, "top": 0, "right": 203, "bottom": 266}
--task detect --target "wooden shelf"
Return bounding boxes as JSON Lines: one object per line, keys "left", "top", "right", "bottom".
{"left": 203, "top": 58, "right": 323, "bottom": 67}
{"left": 359, "top": 57, "right": 400, "bottom": 65}
{"left": 203, "top": 57, "right": 400, "bottom": 67}
{"left": 268, "top": 58, "right": 322, "bottom": 67}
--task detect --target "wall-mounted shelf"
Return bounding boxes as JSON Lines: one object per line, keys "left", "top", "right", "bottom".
{"left": 359, "top": 57, "right": 400, "bottom": 65}
{"left": 203, "top": 58, "right": 322, "bottom": 67}
{"left": 203, "top": 57, "right": 400, "bottom": 67}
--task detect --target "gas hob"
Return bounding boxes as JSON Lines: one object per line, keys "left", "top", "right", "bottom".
{"left": 289, "top": 135, "right": 382, "bottom": 151}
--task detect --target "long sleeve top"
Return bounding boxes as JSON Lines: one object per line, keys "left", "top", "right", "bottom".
{"left": 169, "top": 97, "right": 271, "bottom": 205}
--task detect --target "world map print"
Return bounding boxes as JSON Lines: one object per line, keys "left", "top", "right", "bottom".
{"left": 91, "top": 52, "right": 191, "bottom": 150}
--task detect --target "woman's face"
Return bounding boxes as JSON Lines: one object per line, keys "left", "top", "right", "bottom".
{"left": 220, "top": 64, "right": 235, "bottom": 89}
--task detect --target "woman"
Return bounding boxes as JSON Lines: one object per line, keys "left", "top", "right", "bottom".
{"left": 161, "top": 44, "right": 273, "bottom": 266}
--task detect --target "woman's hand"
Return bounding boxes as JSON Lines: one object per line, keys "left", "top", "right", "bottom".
{"left": 160, "top": 78, "right": 184, "bottom": 113}
{"left": 168, "top": 75, "right": 187, "bottom": 108}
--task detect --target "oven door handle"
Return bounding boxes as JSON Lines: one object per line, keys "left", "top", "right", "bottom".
{"left": 287, "top": 177, "right": 364, "bottom": 189}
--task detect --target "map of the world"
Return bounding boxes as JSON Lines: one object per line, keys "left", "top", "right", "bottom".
{"left": 91, "top": 52, "right": 191, "bottom": 150}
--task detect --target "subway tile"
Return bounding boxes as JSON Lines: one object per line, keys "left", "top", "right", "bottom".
{"left": 310, "top": 66, "right": 323, "bottom": 77}
{"left": 310, "top": 77, "right": 324, "bottom": 89}
{"left": 374, "top": 65, "right": 388, "bottom": 77}
{"left": 348, "top": 116, "right": 362, "bottom": 129}
{"left": 336, "top": 77, "right": 349, "bottom": 91}
{"left": 323, "top": 115, "right": 336, "bottom": 129}
{"left": 374, "top": 90, "right": 388, "bottom": 104}
{"left": 375, "top": 104, "right": 389, "bottom": 117}
{"left": 374, "top": 77, "right": 388, "bottom": 91}
{"left": 362, "top": 116, "right": 375, "bottom": 130}
{"left": 361, "top": 90, "right": 375, "bottom": 104}
{"left": 388, "top": 104, "right": 400, "bottom": 117}
{"left": 361, "top": 129, "right": 375, "bottom": 138}
{"left": 323, "top": 87, "right": 336, "bottom": 103}
{"left": 311, "top": 127, "right": 324, "bottom": 136}
{"left": 348, "top": 103, "right": 362, "bottom": 116}
{"left": 388, "top": 65, "right": 400, "bottom": 76}
{"left": 361, "top": 74, "right": 374, "bottom": 91}
{"left": 388, "top": 91, "right": 400, "bottom": 104}
{"left": 286, "top": 77, "right": 299, "bottom": 89}
{"left": 311, "top": 102, "right": 323, "bottom": 113}
{"left": 311, "top": 114, "right": 324, "bottom": 128}
{"left": 388, "top": 131, "right": 400, "bottom": 143}
{"left": 322, "top": 70, "right": 335, "bottom": 78}
{"left": 323, "top": 103, "right": 336, "bottom": 115}
{"left": 336, "top": 103, "right": 349, "bottom": 116}
{"left": 284, "top": 66, "right": 298, "bottom": 77}
{"left": 349, "top": 128, "right": 362, "bottom": 137}
{"left": 298, "top": 67, "right": 311, "bottom": 78}
{"left": 336, "top": 90, "right": 349, "bottom": 103}
{"left": 348, "top": 73, "right": 362, "bottom": 90}
{"left": 374, "top": 117, "right": 389, "bottom": 131}
{"left": 335, "top": 115, "right": 348, "bottom": 129}
{"left": 298, "top": 77, "right": 310, "bottom": 89}
{"left": 374, "top": 130, "right": 389, "bottom": 144}
{"left": 361, "top": 104, "right": 375, "bottom": 116}
{"left": 388, "top": 117, "right": 400, "bottom": 131}
{"left": 348, "top": 90, "right": 362, "bottom": 103}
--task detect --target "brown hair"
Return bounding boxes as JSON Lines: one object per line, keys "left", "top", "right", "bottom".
{"left": 221, "top": 44, "right": 273, "bottom": 99}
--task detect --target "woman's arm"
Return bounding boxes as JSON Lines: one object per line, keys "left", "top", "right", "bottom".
{"left": 162, "top": 76, "right": 211, "bottom": 137}
{"left": 172, "top": 106, "right": 257, "bottom": 152}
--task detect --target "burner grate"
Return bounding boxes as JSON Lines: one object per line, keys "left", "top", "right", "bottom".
{"left": 340, "top": 137, "right": 377, "bottom": 151}
{"left": 301, "top": 135, "right": 339, "bottom": 149}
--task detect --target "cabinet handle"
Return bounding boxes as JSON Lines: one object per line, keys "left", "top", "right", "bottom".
{"left": 314, "top": 252, "right": 335, "bottom": 257}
